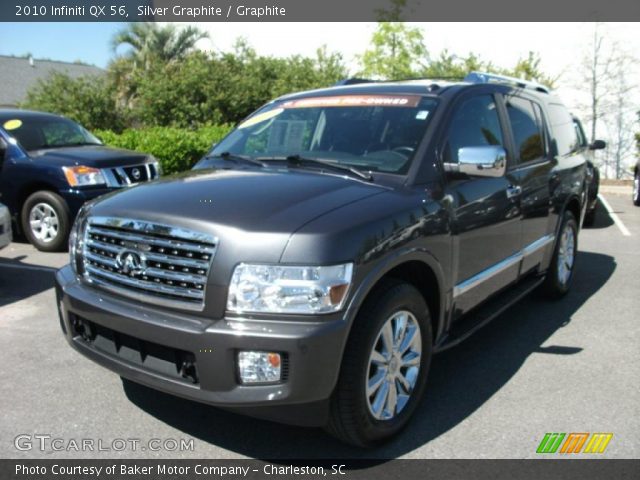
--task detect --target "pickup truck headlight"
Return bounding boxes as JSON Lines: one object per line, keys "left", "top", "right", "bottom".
{"left": 63, "top": 166, "right": 106, "bottom": 187}
{"left": 69, "top": 204, "right": 91, "bottom": 275}
{"left": 227, "top": 263, "right": 353, "bottom": 314}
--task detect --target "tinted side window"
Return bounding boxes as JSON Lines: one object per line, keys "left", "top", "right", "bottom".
{"left": 506, "top": 96, "right": 545, "bottom": 163}
{"left": 573, "top": 118, "right": 588, "bottom": 148}
{"left": 547, "top": 103, "right": 578, "bottom": 156}
{"left": 444, "top": 95, "right": 504, "bottom": 164}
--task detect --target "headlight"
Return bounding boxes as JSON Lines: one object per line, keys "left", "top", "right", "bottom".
{"left": 69, "top": 204, "right": 91, "bottom": 275}
{"left": 227, "top": 263, "right": 353, "bottom": 314}
{"left": 63, "top": 166, "right": 106, "bottom": 187}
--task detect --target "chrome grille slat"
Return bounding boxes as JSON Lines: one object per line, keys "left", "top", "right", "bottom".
{"left": 89, "top": 226, "right": 215, "bottom": 255}
{"left": 86, "top": 265, "right": 204, "bottom": 300}
{"left": 84, "top": 250, "right": 208, "bottom": 284}
{"left": 81, "top": 217, "right": 217, "bottom": 311}
{"left": 86, "top": 237, "right": 210, "bottom": 269}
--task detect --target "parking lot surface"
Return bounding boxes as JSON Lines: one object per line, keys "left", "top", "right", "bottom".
{"left": 1, "top": 193, "right": 638, "bottom": 459}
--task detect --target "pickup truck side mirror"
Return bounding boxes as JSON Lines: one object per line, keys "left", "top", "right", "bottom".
{"left": 589, "top": 139, "right": 606, "bottom": 150}
{"left": 444, "top": 146, "right": 507, "bottom": 178}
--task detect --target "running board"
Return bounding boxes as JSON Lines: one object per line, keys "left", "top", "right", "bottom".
{"left": 434, "top": 275, "right": 545, "bottom": 353}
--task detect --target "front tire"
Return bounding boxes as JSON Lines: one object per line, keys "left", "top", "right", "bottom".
{"left": 542, "top": 210, "right": 578, "bottom": 298}
{"left": 326, "top": 280, "right": 433, "bottom": 447}
{"left": 633, "top": 172, "right": 640, "bottom": 206}
{"left": 21, "top": 191, "right": 70, "bottom": 252}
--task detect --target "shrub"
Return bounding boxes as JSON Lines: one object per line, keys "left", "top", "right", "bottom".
{"left": 94, "top": 125, "right": 232, "bottom": 175}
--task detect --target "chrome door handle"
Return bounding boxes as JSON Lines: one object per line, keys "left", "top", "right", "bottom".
{"left": 506, "top": 185, "right": 522, "bottom": 199}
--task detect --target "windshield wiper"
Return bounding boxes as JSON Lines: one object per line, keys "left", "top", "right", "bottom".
{"left": 259, "top": 154, "right": 373, "bottom": 181}
{"left": 212, "top": 151, "right": 266, "bottom": 167}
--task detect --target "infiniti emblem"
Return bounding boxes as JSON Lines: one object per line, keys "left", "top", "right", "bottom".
{"left": 131, "top": 168, "right": 141, "bottom": 180}
{"left": 115, "top": 249, "right": 146, "bottom": 276}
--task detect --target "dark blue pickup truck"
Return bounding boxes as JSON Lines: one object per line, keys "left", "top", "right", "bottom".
{"left": 0, "top": 110, "right": 159, "bottom": 251}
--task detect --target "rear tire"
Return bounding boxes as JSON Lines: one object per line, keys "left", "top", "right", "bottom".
{"left": 542, "top": 210, "right": 578, "bottom": 299}
{"left": 21, "top": 191, "right": 70, "bottom": 252}
{"left": 326, "top": 280, "right": 433, "bottom": 447}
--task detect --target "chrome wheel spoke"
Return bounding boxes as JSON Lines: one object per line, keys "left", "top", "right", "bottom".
{"left": 398, "top": 324, "right": 418, "bottom": 354}
{"left": 380, "top": 322, "right": 394, "bottom": 359}
{"left": 371, "top": 380, "right": 389, "bottom": 417}
{"left": 401, "top": 350, "right": 421, "bottom": 367}
{"left": 385, "top": 380, "right": 398, "bottom": 416}
{"left": 370, "top": 350, "right": 387, "bottom": 365}
{"left": 367, "top": 369, "right": 386, "bottom": 396}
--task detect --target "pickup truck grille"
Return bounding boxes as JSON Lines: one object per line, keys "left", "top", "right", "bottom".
{"left": 104, "top": 163, "right": 159, "bottom": 186}
{"left": 81, "top": 217, "right": 217, "bottom": 311}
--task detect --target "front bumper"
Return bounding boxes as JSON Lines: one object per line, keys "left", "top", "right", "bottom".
{"left": 55, "top": 265, "right": 349, "bottom": 426}
{"left": 0, "top": 204, "right": 12, "bottom": 249}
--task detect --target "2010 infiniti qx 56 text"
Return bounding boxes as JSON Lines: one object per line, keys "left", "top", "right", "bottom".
{"left": 56, "top": 73, "right": 590, "bottom": 446}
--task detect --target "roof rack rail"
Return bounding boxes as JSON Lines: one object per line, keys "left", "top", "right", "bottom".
{"left": 464, "top": 71, "right": 550, "bottom": 94}
{"left": 333, "top": 78, "right": 377, "bottom": 86}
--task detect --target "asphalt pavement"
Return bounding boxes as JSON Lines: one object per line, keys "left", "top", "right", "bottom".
{"left": 0, "top": 192, "right": 638, "bottom": 459}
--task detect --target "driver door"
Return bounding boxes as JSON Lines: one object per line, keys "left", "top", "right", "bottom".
{"left": 443, "top": 92, "right": 523, "bottom": 317}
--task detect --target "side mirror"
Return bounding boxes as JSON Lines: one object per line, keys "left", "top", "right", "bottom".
{"left": 589, "top": 139, "right": 606, "bottom": 150}
{"left": 445, "top": 146, "right": 507, "bottom": 178}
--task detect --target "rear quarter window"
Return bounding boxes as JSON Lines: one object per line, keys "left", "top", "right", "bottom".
{"left": 547, "top": 103, "right": 579, "bottom": 156}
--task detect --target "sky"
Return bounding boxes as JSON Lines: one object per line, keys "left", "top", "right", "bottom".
{"left": 1, "top": 21, "right": 638, "bottom": 172}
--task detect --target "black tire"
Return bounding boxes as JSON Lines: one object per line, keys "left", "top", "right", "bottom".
{"left": 326, "top": 280, "right": 433, "bottom": 447}
{"left": 542, "top": 210, "right": 578, "bottom": 299}
{"left": 21, "top": 190, "right": 70, "bottom": 252}
{"left": 633, "top": 172, "right": 640, "bottom": 206}
{"left": 583, "top": 205, "right": 596, "bottom": 227}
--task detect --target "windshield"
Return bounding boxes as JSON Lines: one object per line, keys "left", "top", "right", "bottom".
{"left": 207, "top": 94, "right": 438, "bottom": 175}
{"left": 2, "top": 116, "right": 101, "bottom": 152}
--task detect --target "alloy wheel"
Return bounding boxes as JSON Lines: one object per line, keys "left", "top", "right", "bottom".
{"left": 557, "top": 223, "right": 575, "bottom": 286}
{"left": 366, "top": 310, "right": 422, "bottom": 421}
{"left": 29, "top": 202, "right": 59, "bottom": 243}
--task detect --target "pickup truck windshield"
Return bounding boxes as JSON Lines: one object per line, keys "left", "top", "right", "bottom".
{"left": 2, "top": 117, "right": 102, "bottom": 152}
{"left": 209, "top": 95, "right": 438, "bottom": 175}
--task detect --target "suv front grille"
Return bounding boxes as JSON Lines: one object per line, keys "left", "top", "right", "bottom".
{"left": 104, "top": 163, "right": 159, "bottom": 186}
{"left": 81, "top": 217, "right": 217, "bottom": 311}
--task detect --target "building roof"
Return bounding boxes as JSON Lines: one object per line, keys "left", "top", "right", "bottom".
{"left": 0, "top": 55, "right": 104, "bottom": 108}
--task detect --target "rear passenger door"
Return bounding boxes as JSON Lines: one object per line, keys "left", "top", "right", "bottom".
{"left": 503, "top": 94, "right": 554, "bottom": 274}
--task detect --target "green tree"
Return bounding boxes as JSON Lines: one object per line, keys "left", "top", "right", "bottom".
{"left": 359, "top": 22, "right": 427, "bottom": 79}
{"left": 111, "top": 23, "right": 208, "bottom": 69}
{"left": 504, "top": 51, "right": 557, "bottom": 89}
{"left": 22, "top": 72, "right": 124, "bottom": 131}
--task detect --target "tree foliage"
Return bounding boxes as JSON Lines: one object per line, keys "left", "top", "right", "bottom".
{"left": 359, "top": 22, "right": 427, "bottom": 79}
{"left": 111, "top": 23, "right": 208, "bottom": 68}
{"left": 22, "top": 72, "right": 124, "bottom": 131}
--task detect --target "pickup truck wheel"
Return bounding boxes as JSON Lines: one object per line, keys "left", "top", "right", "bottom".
{"left": 633, "top": 173, "right": 640, "bottom": 206}
{"left": 543, "top": 210, "right": 577, "bottom": 298}
{"left": 326, "top": 280, "right": 432, "bottom": 447}
{"left": 21, "top": 191, "right": 70, "bottom": 252}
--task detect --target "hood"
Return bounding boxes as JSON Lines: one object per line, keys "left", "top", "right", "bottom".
{"left": 30, "top": 145, "right": 149, "bottom": 168}
{"left": 89, "top": 167, "right": 386, "bottom": 235}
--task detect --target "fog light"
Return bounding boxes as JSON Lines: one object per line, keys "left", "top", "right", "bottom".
{"left": 238, "top": 351, "right": 282, "bottom": 384}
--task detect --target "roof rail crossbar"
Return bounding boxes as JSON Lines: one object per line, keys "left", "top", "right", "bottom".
{"left": 464, "top": 71, "right": 550, "bottom": 94}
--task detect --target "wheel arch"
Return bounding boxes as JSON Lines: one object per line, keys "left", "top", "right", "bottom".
{"left": 344, "top": 249, "right": 447, "bottom": 347}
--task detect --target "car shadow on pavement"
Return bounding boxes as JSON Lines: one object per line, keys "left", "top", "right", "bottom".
{"left": 584, "top": 198, "right": 614, "bottom": 229}
{"left": 0, "top": 257, "right": 56, "bottom": 308}
{"left": 122, "top": 251, "right": 616, "bottom": 460}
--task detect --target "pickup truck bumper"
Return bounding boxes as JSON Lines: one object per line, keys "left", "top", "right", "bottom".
{"left": 55, "top": 265, "right": 348, "bottom": 427}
